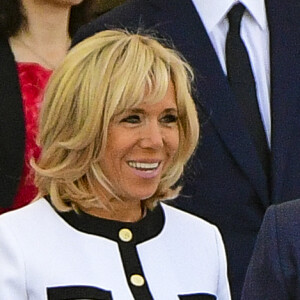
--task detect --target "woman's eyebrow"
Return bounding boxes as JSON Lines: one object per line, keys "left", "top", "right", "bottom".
{"left": 128, "top": 108, "right": 145, "bottom": 114}
{"left": 164, "top": 108, "right": 178, "bottom": 113}
{"left": 123, "top": 107, "right": 178, "bottom": 115}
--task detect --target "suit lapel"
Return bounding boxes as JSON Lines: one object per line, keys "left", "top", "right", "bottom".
{"left": 148, "top": 0, "right": 269, "bottom": 205}
{"left": 266, "top": 0, "right": 300, "bottom": 203}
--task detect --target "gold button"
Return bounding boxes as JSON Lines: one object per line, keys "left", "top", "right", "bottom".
{"left": 119, "top": 228, "right": 133, "bottom": 242}
{"left": 130, "top": 274, "right": 145, "bottom": 286}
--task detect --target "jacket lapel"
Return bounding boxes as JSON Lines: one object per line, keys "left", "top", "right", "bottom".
{"left": 148, "top": 0, "right": 269, "bottom": 205}
{"left": 266, "top": 0, "right": 300, "bottom": 203}
{"left": 0, "top": 37, "right": 25, "bottom": 208}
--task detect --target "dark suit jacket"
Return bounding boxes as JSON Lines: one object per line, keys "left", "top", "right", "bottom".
{"left": 72, "top": 0, "right": 300, "bottom": 298}
{"left": 0, "top": 37, "right": 25, "bottom": 209}
{"left": 242, "top": 199, "right": 300, "bottom": 300}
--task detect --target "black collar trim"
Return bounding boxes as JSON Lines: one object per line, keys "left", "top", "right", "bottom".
{"left": 47, "top": 197, "right": 165, "bottom": 245}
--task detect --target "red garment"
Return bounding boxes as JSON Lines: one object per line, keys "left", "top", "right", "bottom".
{"left": 0, "top": 63, "right": 52, "bottom": 214}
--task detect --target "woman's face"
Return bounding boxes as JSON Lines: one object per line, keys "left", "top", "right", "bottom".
{"left": 100, "top": 82, "right": 179, "bottom": 203}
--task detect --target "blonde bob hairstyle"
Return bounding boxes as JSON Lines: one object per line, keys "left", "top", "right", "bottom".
{"left": 32, "top": 29, "right": 199, "bottom": 212}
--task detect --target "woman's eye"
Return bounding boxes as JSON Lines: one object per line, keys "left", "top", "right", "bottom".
{"left": 121, "top": 115, "right": 141, "bottom": 124}
{"left": 161, "top": 114, "right": 178, "bottom": 124}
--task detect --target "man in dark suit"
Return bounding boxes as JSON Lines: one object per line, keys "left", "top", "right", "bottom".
{"left": 72, "top": 0, "right": 300, "bottom": 298}
{"left": 242, "top": 199, "right": 300, "bottom": 300}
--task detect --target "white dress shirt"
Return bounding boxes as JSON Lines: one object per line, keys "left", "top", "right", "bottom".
{"left": 191, "top": 0, "right": 271, "bottom": 146}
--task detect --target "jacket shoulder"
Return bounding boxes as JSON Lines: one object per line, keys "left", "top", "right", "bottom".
{"left": 72, "top": 0, "right": 158, "bottom": 46}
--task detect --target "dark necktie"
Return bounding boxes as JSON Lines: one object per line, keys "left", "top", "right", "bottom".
{"left": 226, "top": 3, "right": 270, "bottom": 176}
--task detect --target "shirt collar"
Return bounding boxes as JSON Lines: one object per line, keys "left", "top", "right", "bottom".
{"left": 191, "top": 0, "right": 268, "bottom": 32}
{"left": 46, "top": 195, "right": 165, "bottom": 244}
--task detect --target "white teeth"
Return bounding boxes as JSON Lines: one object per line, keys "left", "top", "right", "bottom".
{"left": 128, "top": 161, "right": 159, "bottom": 170}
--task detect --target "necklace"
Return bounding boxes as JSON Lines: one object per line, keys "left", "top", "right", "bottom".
{"left": 14, "top": 37, "right": 70, "bottom": 70}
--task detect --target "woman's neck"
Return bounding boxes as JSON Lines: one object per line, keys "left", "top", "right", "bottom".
{"left": 10, "top": 0, "right": 72, "bottom": 69}
{"left": 21, "top": 0, "right": 71, "bottom": 43}
{"left": 82, "top": 199, "right": 145, "bottom": 223}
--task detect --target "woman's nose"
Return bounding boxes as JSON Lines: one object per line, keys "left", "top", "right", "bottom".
{"left": 139, "top": 122, "right": 164, "bottom": 149}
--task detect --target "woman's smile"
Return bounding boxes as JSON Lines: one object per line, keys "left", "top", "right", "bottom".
{"left": 127, "top": 160, "right": 162, "bottom": 179}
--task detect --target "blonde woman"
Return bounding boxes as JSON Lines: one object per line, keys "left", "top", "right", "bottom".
{"left": 0, "top": 30, "right": 231, "bottom": 299}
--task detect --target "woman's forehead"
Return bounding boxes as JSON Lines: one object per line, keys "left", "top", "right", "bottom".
{"left": 120, "top": 82, "right": 177, "bottom": 114}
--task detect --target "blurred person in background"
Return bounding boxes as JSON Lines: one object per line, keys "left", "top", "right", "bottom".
{"left": 0, "top": 0, "right": 98, "bottom": 213}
